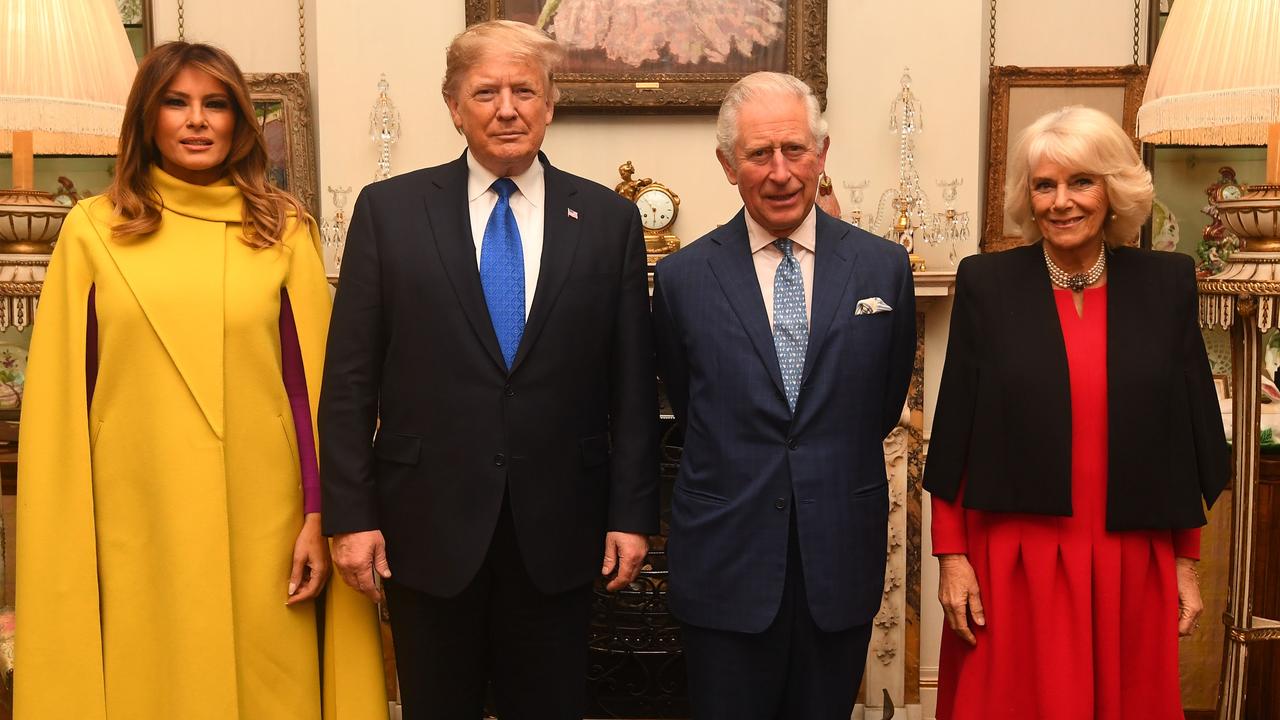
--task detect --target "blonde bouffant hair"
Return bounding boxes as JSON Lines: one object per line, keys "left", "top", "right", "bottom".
{"left": 441, "top": 20, "right": 564, "bottom": 103}
{"left": 1005, "top": 106, "right": 1153, "bottom": 247}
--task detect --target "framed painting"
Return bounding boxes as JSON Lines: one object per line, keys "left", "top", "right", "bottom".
{"left": 246, "top": 73, "right": 320, "bottom": 218}
{"left": 464, "top": 0, "right": 828, "bottom": 112}
{"left": 116, "top": 0, "right": 154, "bottom": 55}
{"left": 982, "top": 65, "right": 1148, "bottom": 253}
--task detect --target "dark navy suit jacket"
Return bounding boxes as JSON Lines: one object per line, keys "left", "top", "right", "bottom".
{"left": 320, "top": 152, "right": 659, "bottom": 597}
{"left": 652, "top": 208, "right": 915, "bottom": 633}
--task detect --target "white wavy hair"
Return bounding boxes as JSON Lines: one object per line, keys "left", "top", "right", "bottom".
{"left": 1005, "top": 105, "right": 1153, "bottom": 247}
{"left": 715, "top": 72, "right": 828, "bottom": 165}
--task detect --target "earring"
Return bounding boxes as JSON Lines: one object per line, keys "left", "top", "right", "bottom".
{"left": 1110, "top": 213, "right": 1117, "bottom": 220}
{"left": 1031, "top": 214, "right": 1037, "bottom": 221}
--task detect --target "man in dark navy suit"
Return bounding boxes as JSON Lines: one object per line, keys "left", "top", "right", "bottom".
{"left": 320, "top": 20, "right": 657, "bottom": 720}
{"left": 653, "top": 72, "right": 915, "bottom": 719}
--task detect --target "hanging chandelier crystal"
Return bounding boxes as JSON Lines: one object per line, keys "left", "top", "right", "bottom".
{"left": 369, "top": 74, "right": 401, "bottom": 181}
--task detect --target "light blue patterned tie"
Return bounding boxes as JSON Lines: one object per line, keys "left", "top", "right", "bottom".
{"left": 480, "top": 178, "right": 524, "bottom": 369}
{"left": 773, "top": 238, "right": 808, "bottom": 412}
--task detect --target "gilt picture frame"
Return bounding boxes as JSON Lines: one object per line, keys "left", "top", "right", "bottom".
{"left": 982, "top": 65, "right": 1148, "bottom": 253}
{"left": 464, "top": 0, "right": 828, "bottom": 112}
{"left": 116, "top": 0, "right": 154, "bottom": 53}
{"left": 246, "top": 73, "right": 320, "bottom": 218}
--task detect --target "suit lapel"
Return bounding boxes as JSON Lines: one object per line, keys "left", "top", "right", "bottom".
{"left": 706, "top": 211, "right": 787, "bottom": 400}
{"left": 1011, "top": 242, "right": 1071, "bottom": 407}
{"left": 424, "top": 153, "right": 507, "bottom": 373}
{"left": 1106, "top": 247, "right": 1141, "bottom": 412}
{"left": 802, "top": 212, "right": 858, "bottom": 378}
{"left": 98, "top": 212, "right": 225, "bottom": 438}
{"left": 510, "top": 157, "right": 581, "bottom": 373}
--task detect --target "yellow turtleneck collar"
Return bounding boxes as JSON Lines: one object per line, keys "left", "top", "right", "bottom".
{"left": 149, "top": 165, "right": 244, "bottom": 223}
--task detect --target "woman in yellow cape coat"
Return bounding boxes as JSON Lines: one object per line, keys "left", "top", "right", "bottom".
{"left": 14, "top": 43, "right": 386, "bottom": 719}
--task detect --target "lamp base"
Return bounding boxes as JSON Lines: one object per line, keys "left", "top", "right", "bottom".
{"left": 0, "top": 189, "right": 70, "bottom": 254}
{"left": 1217, "top": 184, "right": 1280, "bottom": 253}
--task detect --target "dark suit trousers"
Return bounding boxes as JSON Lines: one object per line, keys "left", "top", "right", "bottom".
{"left": 384, "top": 494, "right": 593, "bottom": 720}
{"left": 680, "top": 508, "right": 873, "bottom": 720}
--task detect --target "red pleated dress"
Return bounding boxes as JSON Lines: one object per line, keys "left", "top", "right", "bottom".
{"left": 932, "top": 286, "right": 1198, "bottom": 720}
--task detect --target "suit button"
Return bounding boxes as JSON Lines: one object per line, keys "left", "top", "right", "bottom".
{"left": 504, "top": 385, "right": 515, "bottom": 398}
{"left": 787, "top": 437, "right": 798, "bottom": 450}
{"left": 774, "top": 497, "right": 787, "bottom": 510}
{"left": 494, "top": 453, "right": 506, "bottom": 467}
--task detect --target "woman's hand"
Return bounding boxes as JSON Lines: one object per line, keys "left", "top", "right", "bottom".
{"left": 939, "top": 553, "right": 985, "bottom": 646}
{"left": 1176, "top": 557, "right": 1204, "bottom": 636}
{"left": 287, "top": 512, "right": 331, "bottom": 606}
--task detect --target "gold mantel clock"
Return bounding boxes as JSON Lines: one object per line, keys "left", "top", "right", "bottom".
{"left": 614, "top": 161, "right": 680, "bottom": 264}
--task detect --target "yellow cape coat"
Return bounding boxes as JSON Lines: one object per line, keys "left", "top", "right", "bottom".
{"left": 15, "top": 169, "right": 386, "bottom": 719}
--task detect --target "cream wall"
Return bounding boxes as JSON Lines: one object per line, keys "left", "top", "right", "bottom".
{"left": 152, "top": 2, "right": 1145, "bottom": 717}
{"left": 997, "top": 1, "right": 1149, "bottom": 67}
{"left": 151, "top": 0, "right": 309, "bottom": 71}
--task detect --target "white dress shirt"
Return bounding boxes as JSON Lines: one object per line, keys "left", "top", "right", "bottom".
{"left": 466, "top": 151, "right": 545, "bottom": 318}
{"left": 747, "top": 207, "right": 817, "bottom": 328}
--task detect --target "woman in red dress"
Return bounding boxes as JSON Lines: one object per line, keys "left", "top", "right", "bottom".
{"left": 923, "top": 106, "right": 1228, "bottom": 720}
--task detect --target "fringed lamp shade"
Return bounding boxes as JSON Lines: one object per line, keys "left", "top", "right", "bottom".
{"left": 1138, "top": 0, "right": 1280, "bottom": 185}
{"left": 0, "top": 0, "right": 137, "bottom": 156}
{"left": 1141, "top": 0, "right": 1280, "bottom": 260}
{"left": 0, "top": 0, "right": 136, "bottom": 251}
{"left": 1138, "top": 0, "right": 1280, "bottom": 147}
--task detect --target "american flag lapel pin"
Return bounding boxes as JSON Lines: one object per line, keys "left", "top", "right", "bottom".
{"left": 567, "top": 208, "right": 579, "bottom": 220}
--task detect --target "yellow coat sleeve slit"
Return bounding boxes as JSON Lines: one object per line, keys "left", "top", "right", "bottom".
{"left": 16, "top": 202, "right": 108, "bottom": 719}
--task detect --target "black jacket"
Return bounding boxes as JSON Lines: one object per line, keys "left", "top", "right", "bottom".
{"left": 653, "top": 210, "right": 915, "bottom": 633}
{"left": 923, "top": 243, "right": 1228, "bottom": 530}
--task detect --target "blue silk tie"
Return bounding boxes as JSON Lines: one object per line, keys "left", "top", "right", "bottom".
{"left": 773, "top": 238, "right": 808, "bottom": 412}
{"left": 480, "top": 178, "right": 525, "bottom": 369}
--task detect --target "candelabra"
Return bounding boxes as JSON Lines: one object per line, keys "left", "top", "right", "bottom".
{"left": 321, "top": 185, "right": 352, "bottom": 277}
{"left": 369, "top": 74, "right": 401, "bottom": 181}
{"left": 843, "top": 69, "right": 968, "bottom": 270}
{"left": 931, "top": 180, "right": 967, "bottom": 267}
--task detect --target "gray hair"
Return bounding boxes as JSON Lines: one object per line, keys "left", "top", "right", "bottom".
{"left": 716, "top": 72, "right": 828, "bottom": 164}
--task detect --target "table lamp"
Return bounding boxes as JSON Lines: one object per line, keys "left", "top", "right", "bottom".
{"left": 0, "top": 0, "right": 137, "bottom": 253}
{"left": 1139, "top": 1, "right": 1280, "bottom": 717}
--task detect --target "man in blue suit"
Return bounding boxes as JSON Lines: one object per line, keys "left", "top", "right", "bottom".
{"left": 652, "top": 72, "right": 915, "bottom": 718}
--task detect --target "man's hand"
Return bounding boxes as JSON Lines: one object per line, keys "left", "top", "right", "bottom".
{"left": 602, "top": 531, "right": 648, "bottom": 591}
{"left": 332, "top": 529, "right": 392, "bottom": 603}
{"left": 938, "top": 553, "right": 985, "bottom": 646}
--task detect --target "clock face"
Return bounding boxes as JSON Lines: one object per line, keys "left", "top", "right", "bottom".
{"left": 636, "top": 187, "right": 676, "bottom": 231}
{"left": 1220, "top": 184, "right": 1243, "bottom": 201}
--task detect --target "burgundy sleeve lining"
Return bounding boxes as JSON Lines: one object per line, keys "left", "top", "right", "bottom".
{"left": 280, "top": 289, "right": 321, "bottom": 514}
{"left": 86, "top": 285, "right": 98, "bottom": 410}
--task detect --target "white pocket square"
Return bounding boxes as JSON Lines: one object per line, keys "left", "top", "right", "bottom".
{"left": 855, "top": 297, "right": 893, "bottom": 315}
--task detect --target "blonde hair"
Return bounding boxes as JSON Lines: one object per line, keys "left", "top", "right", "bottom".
{"left": 107, "top": 42, "right": 305, "bottom": 247}
{"left": 442, "top": 20, "right": 564, "bottom": 103}
{"left": 1005, "top": 106, "right": 1153, "bottom": 247}
{"left": 716, "top": 72, "right": 828, "bottom": 167}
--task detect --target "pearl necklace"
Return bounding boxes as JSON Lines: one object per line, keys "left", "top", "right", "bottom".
{"left": 1044, "top": 245, "right": 1106, "bottom": 292}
